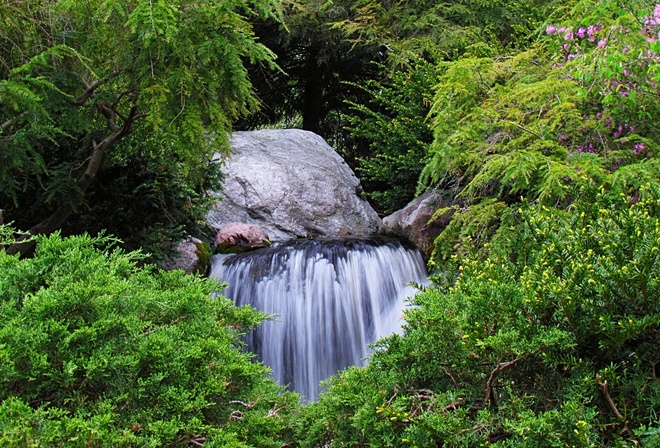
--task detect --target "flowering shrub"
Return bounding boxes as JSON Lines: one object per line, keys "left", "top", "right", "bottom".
{"left": 545, "top": 1, "right": 660, "bottom": 160}
{"left": 295, "top": 184, "right": 660, "bottom": 447}
{"left": 420, "top": 0, "right": 660, "bottom": 263}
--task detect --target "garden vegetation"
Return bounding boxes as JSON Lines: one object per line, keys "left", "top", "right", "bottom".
{"left": 2, "top": 0, "right": 659, "bottom": 446}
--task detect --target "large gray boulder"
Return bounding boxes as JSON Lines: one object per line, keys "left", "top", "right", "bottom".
{"left": 379, "top": 191, "right": 454, "bottom": 255}
{"left": 207, "top": 129, "right": 380, "bottom": 240}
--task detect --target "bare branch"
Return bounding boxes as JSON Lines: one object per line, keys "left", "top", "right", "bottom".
{"left": 506, "top": 120, "right": 545, "bottom": 140}
{"left": 228, "top": 398, "right": 260, "bottom": 409}
{"left": 484, "top": 357, "right": 523, "bottom": 406}
{"left": 597, "top": 375, "right": 634, "bottom": 437}
{"left": 228, "top": 410, "right": 244, "bottom": 421}
{"left": 443, "top": 397, "right": 464, "bottom": 412}
{"left": 98, "top": 104, "right": 121, "bottom": 133}
{"left": 71, "top": 79, "right": 102, "bottom": 106}
{"left": 266, "top": 405, "right": 282, "bottom": 418}
{"left": 1, "top": 111, "right": 28, "bottom": 132}
{"left": 70, "top": 71, "right": 120, "bottom": 106}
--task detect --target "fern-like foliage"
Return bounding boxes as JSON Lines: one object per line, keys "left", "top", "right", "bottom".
{"left": 1, "top": 0, "right": 282, "bottom": 256}
{"left": 420, "top": 0, "right": 660, "bottom": 262}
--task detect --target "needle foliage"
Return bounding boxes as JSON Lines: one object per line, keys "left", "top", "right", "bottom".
{"left": 0, "top": 232, "right": 299, "bottom": 447}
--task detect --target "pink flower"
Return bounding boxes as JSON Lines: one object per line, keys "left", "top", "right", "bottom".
{"left": 587, "top": 24, "right": 602, "bottom": 42}
{"left": 598, "top": 39, "right": 607, "bottom": 47}
{"left": 577, "top": 27, "right": 587, "bottom": 38}
{"left": 565, "top": 31, "right": 574, "bottom": 40}
{"left": 546, "top": 25, "right": 557, "bottom": 34}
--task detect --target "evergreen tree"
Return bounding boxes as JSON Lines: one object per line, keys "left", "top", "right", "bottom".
{"left": 0, "top": 0, "right": 282, "bottom": 257}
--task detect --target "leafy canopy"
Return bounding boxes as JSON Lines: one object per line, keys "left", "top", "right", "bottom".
{"left": 0, "top": 0, "right": 281, "bottom": 256}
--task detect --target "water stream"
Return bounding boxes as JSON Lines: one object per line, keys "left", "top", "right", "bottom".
{"left": 210, "top": 236, "right": 427, "bottom": 401}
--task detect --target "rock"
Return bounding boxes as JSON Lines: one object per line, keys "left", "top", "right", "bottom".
{"left": 215, "top": 222, "right": 270, "bottom": 253}
{"left": 207, "top": 129, "right": 380, "bottom": 240}
{"left": 379, "top": 191, "right": 454, "bottom": 255}
{"left": 160, "top": 236, "right": 209, "bottom": 275}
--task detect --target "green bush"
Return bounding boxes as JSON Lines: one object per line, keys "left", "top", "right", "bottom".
{"left": 295, "top": 184, "right": 660, "bottom": 447}
{"left": 0, "top": 232, "right": 298, "bottom": 447}
{"left": 344, "top": 58, "right": 440, "bottom": 214}
{"left": 420, "top": 0, "right": 660, "bottom": 263}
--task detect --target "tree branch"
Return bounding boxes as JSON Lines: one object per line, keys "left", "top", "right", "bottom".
{"left": 597, "top": 374, "right": 632, "bottom": 436}
{"left": 5, "top": 98, "right": 143, "bottom": 256}
{"left": 506, "top": 120, "right": 545, "bottom": 140}
{"left": 484, "top": 357, "right": 523, "bottom": 407}
{"left": 70, "top": 71, "right": 120, "bottom": 106}
{"left": 1, "top": 111, "right": 28, "bottom": 132}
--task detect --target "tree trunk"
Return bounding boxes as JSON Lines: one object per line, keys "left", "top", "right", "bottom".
{"left": 4, "top": 100, "right": 137, "bottom": 256}
{"left": 301, "top": 45, "right": 324, "bottom": 135}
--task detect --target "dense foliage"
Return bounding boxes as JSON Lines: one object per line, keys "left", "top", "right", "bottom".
{"left": 421, "top": 0, "right": 660, "bottom": 262}
{"left": 295, "top": 184, "right": 660, "bottom": 447}
{"left": 0, "top": 0, "right": 280, "bottom": 258}
{"left": 0, "top": 232, "right": 298, "bottom": 446}
{"left": 343, "top": 58, "right": 439, "bottom": 213}
{"left": 3, "top": 1, "right": 660, "bottom": 447}
{"left": 242, "top": 0, "right": 555, "bottom": 213}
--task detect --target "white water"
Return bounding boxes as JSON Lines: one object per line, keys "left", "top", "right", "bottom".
{"left": 210, "top": 237, "right": 428, "bottom": 401}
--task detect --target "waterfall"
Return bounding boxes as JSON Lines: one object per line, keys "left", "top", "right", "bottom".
{"left": 209, "top": 236, "right": 428, "bottom": 401}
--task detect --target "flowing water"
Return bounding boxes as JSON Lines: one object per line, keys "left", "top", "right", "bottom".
{"left": 209, "top": 236, "right": 428, "bottom": 401}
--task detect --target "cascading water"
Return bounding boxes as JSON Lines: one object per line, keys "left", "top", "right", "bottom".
{"left": 210, "top": 236, "right": 428, "bottom": 401}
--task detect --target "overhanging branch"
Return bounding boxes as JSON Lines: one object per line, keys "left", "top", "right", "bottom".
{"left": 4, "top": 96, "right": 143, "bottom": 256}
{"left": 70, "top": 71, "right": 121, "bottom": 106}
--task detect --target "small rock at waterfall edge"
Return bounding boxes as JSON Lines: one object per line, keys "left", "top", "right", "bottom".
{"left": 215, "top": 222, "right": 271, "bottom": 254}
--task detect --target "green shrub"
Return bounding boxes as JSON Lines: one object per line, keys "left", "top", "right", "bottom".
{"left": 0, "top": 232, "right": 298, "bottom": 447}
{"left": 344, "top": 57, "right": 440, "bottom": 214}
{"left": 295, "top": 184, "right": 660, "bottom": 447}
{"left": 420, "top": 0, "right": 660, "bottom": 263}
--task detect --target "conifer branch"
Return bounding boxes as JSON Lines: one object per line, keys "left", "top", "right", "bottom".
{"left": 484, "top": 357, "right": 522, "bottom": 406}
{"left": 1, "top": 111, "right": 28, "bottom": 132}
